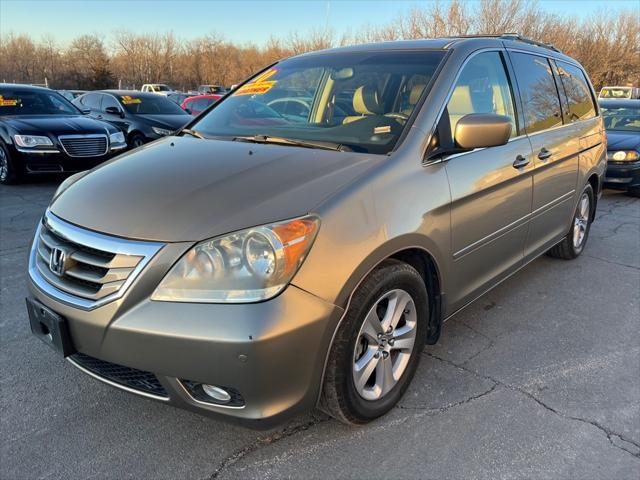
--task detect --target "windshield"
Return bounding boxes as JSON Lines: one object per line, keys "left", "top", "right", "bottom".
{"left": 119, "top": 94, "right": 188, "bottom": 115}
{"left": 600, "top": 88, "right": 631, "bottom": 99}
{"left": 192, "top": 50, "right": 446, "bottom": 154}
{"left": 0, "top": 89, "right": 80, "bottom": 115}
{"left": 601, "top": 105, "right": 640, "bottom": 132}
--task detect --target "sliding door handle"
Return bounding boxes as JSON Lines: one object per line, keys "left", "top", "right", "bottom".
{"left": 538, "top": 148, "right": 552, "bottom": 161}
{"left": 513, "top": 154, "right": 530, "bottom": 168}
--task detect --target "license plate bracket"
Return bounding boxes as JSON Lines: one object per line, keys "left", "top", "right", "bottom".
{"left": 26, "top": 297, "right": 76, "bottom": 357}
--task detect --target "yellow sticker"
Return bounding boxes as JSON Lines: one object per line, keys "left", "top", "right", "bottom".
{"left": 121, "top": 95, "right": 142, "bottom": 105}
{"left": 0, "top": 95, "right": 18, "bottom": 107}
{"left": 233, "top": 68, "right": 278, "bottom": 96}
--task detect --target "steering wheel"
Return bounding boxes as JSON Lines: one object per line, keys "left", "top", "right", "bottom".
{"left": 267, "top": 98, "right": 311, "bottom": 118}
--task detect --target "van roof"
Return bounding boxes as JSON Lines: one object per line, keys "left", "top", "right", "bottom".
{"left": 298, "top": 34, "right": 578, "bottom": 65}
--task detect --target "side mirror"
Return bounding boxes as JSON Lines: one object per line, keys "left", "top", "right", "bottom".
{"left": 105, "top": 106, "right": 124, "bottom": 117}
{"left": 454, "top": 113, "right": 512, "bottom": 150}
{"left": 80, "top": 107, "right": 91, "bottom": 115}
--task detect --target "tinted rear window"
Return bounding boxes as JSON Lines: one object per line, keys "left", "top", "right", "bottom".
{"left": 556, "top": 61, "right": 596, "bottom": 122}
{"left": 510, "top": 52, "right": 562, "bottom": 134}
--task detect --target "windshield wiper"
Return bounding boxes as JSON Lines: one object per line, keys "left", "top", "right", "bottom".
{"left": 180, "top": 128, "right": 206, "bottom": 139}
{"left": 233, "top": 135, "right": 349, "bottom": 152}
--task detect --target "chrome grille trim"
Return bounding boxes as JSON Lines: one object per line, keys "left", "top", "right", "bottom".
{"left": 28, "top": 210, "right": 164, "bottom": 310}
{"left": 58, "top": 134, "right": 108, "bottom": 157}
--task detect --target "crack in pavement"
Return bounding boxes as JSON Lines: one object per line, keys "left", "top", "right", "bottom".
{"left": 582, "top": 253, "right": 640, "bottom": 271}
{"left": 205, "top": 414, "right": 331, "bottom": 480}
{"left": 423, "top": 351, "right": 640, "bottom": 460}
{"left": 397, "top": 383, "right": 499, "bottom": 412}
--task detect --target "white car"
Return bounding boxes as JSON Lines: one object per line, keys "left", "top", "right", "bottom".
{"left": 141, "top": 84, "right": 175, "bottom": 96}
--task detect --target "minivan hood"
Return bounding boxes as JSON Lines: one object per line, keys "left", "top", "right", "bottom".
{"left": 50, "top": 136, "right": 380, "bottom": 242}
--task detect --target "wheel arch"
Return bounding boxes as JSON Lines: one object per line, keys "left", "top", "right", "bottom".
{"left": 314, "top": 242, "right": 446, "bottom": 408}
{"left": 586, "top": 172, "right": 600, "bottom": 221}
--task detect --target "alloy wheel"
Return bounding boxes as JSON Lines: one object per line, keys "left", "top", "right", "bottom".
{"left": 573, "top": 192, "right": 590, "bottom": 249}
{"left": 352, "top": 289, "right": 417, "bottom": 401}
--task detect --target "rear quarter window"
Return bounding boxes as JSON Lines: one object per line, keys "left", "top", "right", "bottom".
{"left": 509, "top": 52, "right": 563, "bottom": 134}
{"left": 555, "top": 61, "right": 597, "bottom": 122}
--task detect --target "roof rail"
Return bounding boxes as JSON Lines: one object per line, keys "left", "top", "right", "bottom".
{"left": 449, "top": 33, "right": 561, "bottom": 53}
{"left": 499, "top": 33, "right": 561, "bottom": 53}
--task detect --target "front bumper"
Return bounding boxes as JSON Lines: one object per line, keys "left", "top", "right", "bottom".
{"left": 28, "top": 257, "right": 342, "bottom": 426}
{"left": 11, "top": 144, "right": 125, "bottom": 174}
{"left": 604, "top": 160, "right": 640, "bottom": 190}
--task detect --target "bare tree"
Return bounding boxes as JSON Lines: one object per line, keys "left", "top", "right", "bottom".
{"left": 1, "top": 1, "right": 638, "bottom": 90}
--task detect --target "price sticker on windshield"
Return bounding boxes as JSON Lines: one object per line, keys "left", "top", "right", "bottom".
{"left": 0, "top": 95, "right": 18, "bottom": 107}
{"left": 121, "top": 95, "right": 142, "bottom": 105}
{"left": 233, "top": 69, "right": 279, "bottom": 96}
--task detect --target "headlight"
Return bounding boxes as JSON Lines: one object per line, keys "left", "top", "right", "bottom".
{"left": 152, "top": 216, "right": 320, "bottom": 303}
{"left": 609, "top": 150, "right": 639, "bottom": 162}
{"left": 14, "top": 135, "right": 53, "bottom": 148}
{"left": 152, "top": 126, "right": 173, "bottom": 136}
{"left": 109, "top": 131, "right": 125, "bottom": 144}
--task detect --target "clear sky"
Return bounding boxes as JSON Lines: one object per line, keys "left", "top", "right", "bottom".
{"left": 1, "top": 0, "right": 638, "bottom": 46}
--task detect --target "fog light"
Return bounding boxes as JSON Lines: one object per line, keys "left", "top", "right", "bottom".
{"left": 202, "top": 384, "right": 231, "bottom": 403}
{"left": 180, "top": 380, "right": 245, "bottom": 407}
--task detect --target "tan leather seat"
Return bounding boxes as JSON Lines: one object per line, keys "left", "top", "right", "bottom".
{"left": 343, "top": 85, "right": 382, "bottom": 124}
{"left": 402, "top": 84, "right": 426, "bottom": 115}
{"left": 448, "top": 85, "right": 473, "bottom": 134}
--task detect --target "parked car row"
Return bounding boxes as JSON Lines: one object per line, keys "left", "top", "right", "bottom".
{"left": 0, "top": 84, "right": 128, "bottom": 184}
{"left": 0, "top": 79, "right": 236, "bottom": 184}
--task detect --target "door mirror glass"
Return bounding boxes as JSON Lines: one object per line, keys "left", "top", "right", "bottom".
{"left": 454, "top": 113, "right": 512, "bottom": 149}
{"left": 105, "top": 106, "right": 122, "bottom": 116}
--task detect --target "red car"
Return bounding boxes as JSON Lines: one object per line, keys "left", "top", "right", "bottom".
{"left": 181, "top": 94, "right": 222, "bottom": 116}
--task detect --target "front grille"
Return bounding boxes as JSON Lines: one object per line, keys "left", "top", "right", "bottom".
{"left": 71, "top": 353, "right": 168, "bottom": 398}
{"left": 29, "top": 211, "right": 164, "bottom": 309}
{"left": 35, "top": 223, "right": 142, "bottom": 301}
{"left": 59, "top": 135, "right": 108, "bottom": 157}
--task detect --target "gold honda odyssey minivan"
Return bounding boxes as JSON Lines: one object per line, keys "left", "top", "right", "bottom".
{"left": 27, "top": 35, "right": 606, "bottom": 426}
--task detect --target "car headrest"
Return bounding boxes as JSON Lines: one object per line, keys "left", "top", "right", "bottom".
{"left": 409, "top": 84, "right": 426, "bottom": 105}
{"left": 353, "top": 85, "right": 382, "bottom": 115}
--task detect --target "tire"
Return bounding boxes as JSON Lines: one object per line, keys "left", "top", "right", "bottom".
{"left": 0, "top": 143, "right": 22, "bottom": 185}
{"left": 627, "top": 187, "right": 640, "bottom": 198}
{"left": 319, "top": 259, "right": 428, "bottom": 424}
{"left": 128, "top": 133, "right": 146, "bottom": 149}
{"left": 547, "top": 183, "right": 594, "bottom": 259}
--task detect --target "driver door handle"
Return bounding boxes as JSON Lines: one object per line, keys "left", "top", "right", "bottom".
{"left": 538, "top": 148, "right": 552, "bottom": 161}
{"left": 513, "top": 154, "right": 530, "bottom": 169}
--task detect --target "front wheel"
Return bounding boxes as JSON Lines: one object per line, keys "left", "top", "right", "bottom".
{"left": 319, "top": 260, "right": 428, "bottom": 424}
{"left": 0, "top": 143, "right": 21, "bottom": 185}
{"left": 128, "top": 133, "right": 146, "bottom": 149}
{"left": 547, "top": 183, "right": 594, "bottom": 259}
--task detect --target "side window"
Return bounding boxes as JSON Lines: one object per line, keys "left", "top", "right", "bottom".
{"left": 102, "top": 95, "right": 121, "bottom": 112}
{"left": 555, "top": 61, "right": 596, "bottom": 122}
{"left": 446, "top": 51, "right": 517, "bottom": 139}
{"left": 510, "top": 52, "right": 562, "bottom": 134}
{"left": 81, "top": 93, "right": 101, "bottom": 110}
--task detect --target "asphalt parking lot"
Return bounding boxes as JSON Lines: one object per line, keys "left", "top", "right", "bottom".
{"left": 1, "top": 180, "right": 639, "bottom": 480}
